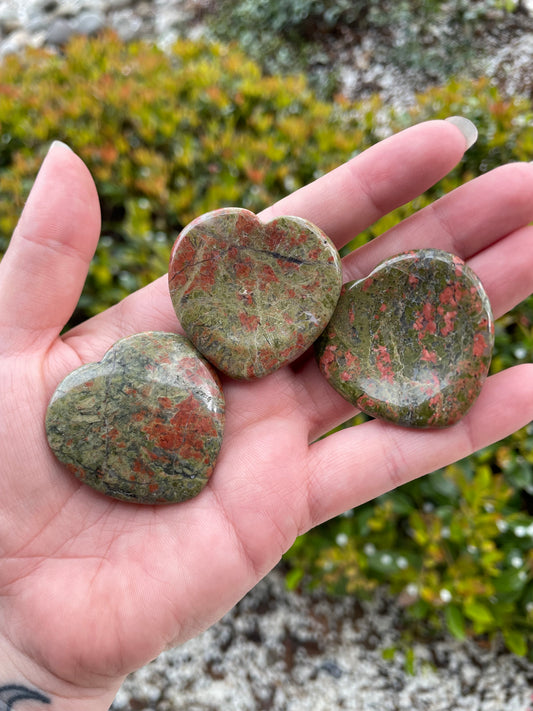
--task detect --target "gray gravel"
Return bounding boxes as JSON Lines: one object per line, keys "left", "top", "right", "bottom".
{"left": 2, "top": 2, "right": 533, "bottom": 708}
{"left": 3, "top": 0, "right": 533, "bottom": 108}
{"left": 111, "top": 569, "right": 533, "bottom": 711}
{"left": 0, "top": 0, "right": 209, "bottom": 55}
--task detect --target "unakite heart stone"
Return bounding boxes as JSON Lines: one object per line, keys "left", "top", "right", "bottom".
{"left": 45, "top": 332, "right": 225, "bottom": 504}
{"left": 316, "top": 250, "right": 494, "bottom": 428}
{"left": 168, "top": 208, "right": 342, "bottom": 380}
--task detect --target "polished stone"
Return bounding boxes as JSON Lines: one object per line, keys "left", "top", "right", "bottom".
{"left": 45, "top": 332, "right": 225, "bottom": 504}
{"left": 316, "top": 249, "right": 494, "bottom": 428}
{"left": 169, "top": 208, "right": 342, "bottom": 379}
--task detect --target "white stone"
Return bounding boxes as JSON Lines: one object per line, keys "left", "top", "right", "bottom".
{"left": 106, "top": 0, "right": 134, "bottom": 8}
{"left": 109, "top": 10, "right": 144, "bottom": 41}
{"left": 0, "top": 10, "right": 22, "bottom": 33}
{"left": 74, "top": 10, "right": 105, "bottom": 35}
{"left": 45, "top": 17, "right": 75, "bottom": 44}
{"left": 0, "top": 29, "right": 32, "bottom": 57}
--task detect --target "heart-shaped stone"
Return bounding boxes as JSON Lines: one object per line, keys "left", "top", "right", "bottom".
{"left": 45, "top": 332, "right": 225, "bottom": 504}
{"left": 316, "top": 250, "right": 494, "bottom": 428}
{"left": 168, "top": 208, "right": 342, "bottom": 380}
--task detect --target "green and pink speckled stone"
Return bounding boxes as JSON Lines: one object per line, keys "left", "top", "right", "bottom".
{"left": 168, "top": 208, "right": 343, "bottom": 380}
{"left": 316, "top": 249, "right": 494, "bottom": 428}
{"left": 45, "top": 332, "right": 225, "bottom": 504}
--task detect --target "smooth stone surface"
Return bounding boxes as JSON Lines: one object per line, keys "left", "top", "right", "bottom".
{"left": 46, "top": 332, "right": 225, "bottom": 504}
{"left": 316, "top": 249, "right": 494, "bottom": 428}
{"left": 169, "top": 208, "right": 343, "bottom": 380}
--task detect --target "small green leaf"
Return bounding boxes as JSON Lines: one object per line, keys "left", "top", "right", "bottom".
{"left": 503, "top": 629, "right": 527, "bottom": 657}
{"left": 285, "top": 567, "right": 303, "bottom": 591}
{"left": 475, "top": 464, "right": 492, "bottom": 491}
{"left": 382, "top": 646, "right": 396, "bottom": 661}
{"left": 445, "top": 604, "right": 466, "bottom": 640}
{"left": 464, "top": 600, "right": 495, "bottom": 625}
{"left": 493, "top": 569, "right": 527, "bottom": 597}
{"left": 405, "top": 647, "right": 416, "bottom": 676}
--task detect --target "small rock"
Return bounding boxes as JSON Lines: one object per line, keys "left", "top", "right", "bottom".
{"left": 109, "top": 10, "right": 145, "bottom": 41}
{"left": 106, "top": 0, "right": 135, "bottom": 8}
{"left": 54, "top": 1, "right": 85, "bottom": 18}
{"left": 45, "top": 16, "right": 75, "bottom": 45}
{"left": 0, "top": 29, "right": 32, "bottom": 57}
{"left": 0, "top": 11, "right": 22, "bottom": 34}
{"left": 74, "top": 10, "right": 105, "bottom": 36}
{"left": 316, "top": 249, "right": 494, "bottom": 428}
{"left": 168, "top": 208, "right": 343, "bottom": 380}
{"left": 460, "top": 661, "right": 480, "bottom": 689}
{"left": 26, "top": 15, "right": 51, "bottom": 34}
{"left": 318, "top": 660, "right": 343, "bottom": 679}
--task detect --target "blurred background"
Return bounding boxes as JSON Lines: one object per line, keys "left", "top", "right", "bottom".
{"left": 2, "top": 1, "right": 533, "bottom": 707}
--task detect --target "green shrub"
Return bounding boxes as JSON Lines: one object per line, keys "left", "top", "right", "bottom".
{"left": 1, "top": 33, "right": 533, "bottom": 656}
{"left": 210, "top": 0, "right": 370, "bottom": 94}
{"left": 285, "top": 432, "right": 533, "bottom": 657}
{"left": 0, "top": 32, "right": 366, "bottom": 322}
{"left": 210, "top": 0, "right": 520, "bottom": 97}
{"left": 286, "top": 76, "right": 533, "bottom": 658}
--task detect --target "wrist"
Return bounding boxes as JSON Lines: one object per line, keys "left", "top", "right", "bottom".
{"left": 0, "top": 638, "right": 123, "bottom": 711}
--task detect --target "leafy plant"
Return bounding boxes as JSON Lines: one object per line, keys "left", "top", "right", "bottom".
{"left": 0, "top": 32, "right": 367, "bottom": 322}
{"left": 209, "top": 0, "right": 522, "bottom": 97}
{"left": 285, "top": 434, "right": 533, "bottom": 657}
{"left": 211, "top": 0, "right": 370, "bottom": 82}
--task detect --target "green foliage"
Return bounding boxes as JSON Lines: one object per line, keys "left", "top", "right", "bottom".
{"left": 372, "top": 0, "right": 520, "bottom": 80}
{"left": 218, "top": 0, "right": 369, "bottom": 35}
{"left": 212, "top": 0, "right": 369, "bottom": 84}
{"left": 0, "top": 32, "right": 366, "bottom": 321}
{"left": 285, "top": 437, "right": 533, "bottom": 657}
{"left": 1, "top": 33, "right": 533, "bottom": 656}
{"left": 210, "top": 0, "right": 520, "bottom": 97}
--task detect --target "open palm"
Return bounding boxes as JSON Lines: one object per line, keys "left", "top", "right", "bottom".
{"left": 2, "top": 121, "right": 533, "bottom": 709}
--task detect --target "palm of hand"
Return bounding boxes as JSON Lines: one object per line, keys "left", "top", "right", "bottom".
{"left": 1, "top": 307, "right": 321, "bottom": 687}
{"left": 1, "top": 122, "right": 533, "bottom": 697}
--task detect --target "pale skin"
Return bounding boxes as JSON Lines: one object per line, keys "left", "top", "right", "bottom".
{"left": 1, "top": 120, "right": 533, "bottom": 709}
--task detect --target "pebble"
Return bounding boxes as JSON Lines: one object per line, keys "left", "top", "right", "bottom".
{"left": 316, "top": 250, "right": 494, "bottom": 428}
{"left": 45, "top": 17, "right": 75, "bottom": 44}
{"left": 75, "top": 11, "right": 106, "bottom": 36}
{"left": 46, "top": 332, "right": 224, "bottom": 504}
{"left": 169, "top": 208, "right": 342, "bottom": 380}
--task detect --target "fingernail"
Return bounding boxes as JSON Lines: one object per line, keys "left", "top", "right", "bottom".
{"left": 49, "top": 139, "right": 73, "bottom": 153}
{"left": 445, "top": 116, "right": 478, "bottom": 150}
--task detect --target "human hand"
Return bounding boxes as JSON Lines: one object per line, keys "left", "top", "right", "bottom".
{"left": 1, "top": 120, "right": 533, "bottom": 710}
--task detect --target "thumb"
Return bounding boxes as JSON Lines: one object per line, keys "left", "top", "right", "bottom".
{"left": 0, "top": 141, "right": 101, "bottom": 355}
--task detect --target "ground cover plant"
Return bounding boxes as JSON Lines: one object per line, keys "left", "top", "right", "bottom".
{"left": 1, "top": 32, "right": 533, "bottom": 656}
{"left": 209, "top": 0, "right": 522, "bottom": 97}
